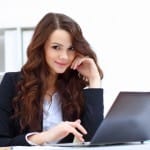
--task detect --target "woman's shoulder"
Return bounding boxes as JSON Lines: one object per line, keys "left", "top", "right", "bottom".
{"left": 2, "top": 71, "right": 22, "bottom": 84}
{"left": 3, "top": 71, "right": 21, "bottom": 79}
{"left": 83, "top": 88, "right": 103, "bottom": 93}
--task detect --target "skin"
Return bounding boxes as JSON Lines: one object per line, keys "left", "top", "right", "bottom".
{"left": 44, "top": 29, "right": 76, "bottom": 76}
{"left": 28, "top": 29, "right": 101, "bottom": 145}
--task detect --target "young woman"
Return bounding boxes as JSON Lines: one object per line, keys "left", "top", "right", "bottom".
{"left": 0, "top": 12, "right": 104, "bottom": 146}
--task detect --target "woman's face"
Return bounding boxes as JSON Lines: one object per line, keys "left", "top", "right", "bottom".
{"left": 44, "top": 29, "right": 76, "bottom": 75}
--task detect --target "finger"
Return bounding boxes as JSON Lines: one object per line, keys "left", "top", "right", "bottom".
{"left": 71, "top": 57, "right": 84, "bottom": 70}
{"left": 75, "top": 119, "right": 81, "bottom": 123}
{"left": 68, "top": 126, "right": 85, "bottom": 142}
{"left": 71, "top": 55, "right": 85, "bottom": 69}
{"left": 71, "top": 57, "right": 80, "bottom": 70}
{"left": 76, "top": 57, "right": 92, "bottom": 67}
{"left": 75, "top": 120, "right": 87, "bottom": 135}
{"left": 67, "top": 120, "right": 87, "bottom": 135}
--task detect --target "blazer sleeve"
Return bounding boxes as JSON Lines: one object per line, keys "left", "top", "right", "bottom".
{"left": 0, "top": 72, "right": 30, "bottom": 146}
{"left": 81, "top": 88, "right": 104, "bottom": 141}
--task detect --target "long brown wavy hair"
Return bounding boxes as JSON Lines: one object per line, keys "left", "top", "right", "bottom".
{"left": 12, "top": 12, "right": 103, "bottom": 132}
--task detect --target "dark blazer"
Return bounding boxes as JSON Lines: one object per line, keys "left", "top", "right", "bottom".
{"left": 0, "top": 72, "right": 104, "bottom": 146}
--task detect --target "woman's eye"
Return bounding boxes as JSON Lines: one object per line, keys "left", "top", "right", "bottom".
{"left": 68, "top": 46, "right": 75, "bottom": 51}
{"left": 52, "top": 45, "right": 60, "bottom": 50}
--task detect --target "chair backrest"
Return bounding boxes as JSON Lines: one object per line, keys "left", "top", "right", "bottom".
{"left": 0, "top": 73, "right": 4, "bottom": 83}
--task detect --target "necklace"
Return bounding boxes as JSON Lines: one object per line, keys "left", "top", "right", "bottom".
{"left": 44, "top": 93, "right": 53, "bottom": 117}
{"left": 47, "top": 93, "right": 52, "bottom": 110}
{"left": 44, "top": 87, "right": 56, "bottom": 116}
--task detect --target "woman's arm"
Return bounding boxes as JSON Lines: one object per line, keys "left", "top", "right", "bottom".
{"left": 71, "top": 56, "right": 104, "bottom": 141}
{"left": 81, "top": 88, "right": 104, "bottom": 141}
{"left": 0, "top": 72, "right": 30, "bottom": 146}
{"left": 27, "top": 119, "right": 87, "bottom": 145}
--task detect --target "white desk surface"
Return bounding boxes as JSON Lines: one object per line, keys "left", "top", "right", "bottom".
{"left": 9, "top": 142, "right": 150, "bottom": 150}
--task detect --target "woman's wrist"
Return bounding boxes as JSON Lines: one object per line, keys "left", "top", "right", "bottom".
{"left": 88, "top": 75, "right": 102, "bottom": 88}
{"left": 27, "top": 131, "right": 50, "bottom": 145}
{"left": 26, "top": 132, "right": 39, "bottom": 145}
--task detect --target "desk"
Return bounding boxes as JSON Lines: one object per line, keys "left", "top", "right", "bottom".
{"left": 1, "top": 142, "right": 150, "bottom": 150}
{"left": 0, "top": 147, "right": 9, "bottom": 150}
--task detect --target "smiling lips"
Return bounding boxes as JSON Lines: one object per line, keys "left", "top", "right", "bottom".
{"left": 55, "top": 61, "right": 68, "bottom": 67}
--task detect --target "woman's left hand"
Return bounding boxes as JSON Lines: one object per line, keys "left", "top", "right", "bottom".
{"left": 71, "top": 55, "right": 101, "bottom": 88}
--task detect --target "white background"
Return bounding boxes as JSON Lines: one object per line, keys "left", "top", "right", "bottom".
{"left": 0, "top": 0, "right": 150, "bottom": 115}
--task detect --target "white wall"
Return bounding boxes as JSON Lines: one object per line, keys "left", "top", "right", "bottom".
{"left": 0, "top": 0, "right": 150, "bottom": 115}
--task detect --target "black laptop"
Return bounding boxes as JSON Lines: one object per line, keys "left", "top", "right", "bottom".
{"left": 53, "top": 91, "right": 150, "bottom": 147}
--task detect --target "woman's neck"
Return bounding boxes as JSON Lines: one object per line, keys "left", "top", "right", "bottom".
{"left": 45, "top": 74, "right": 57, "bottom": 98}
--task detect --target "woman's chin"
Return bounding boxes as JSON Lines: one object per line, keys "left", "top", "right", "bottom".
{"left": 55, "top": 69, "right": 67, "bottom": 74}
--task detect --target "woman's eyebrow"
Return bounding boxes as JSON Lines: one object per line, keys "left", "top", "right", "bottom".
{"left": 51, "top": 42, "right": 63, "bottom": 46}
{"left": 51, "top": 42, "right": 73, "bottom": 49}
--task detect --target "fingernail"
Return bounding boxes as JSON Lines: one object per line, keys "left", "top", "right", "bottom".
{"left": 76, "top": 119, "right": 81, "bottom": 123}
{"left": 80, "top": 138, "right": 85, "bottom": 142}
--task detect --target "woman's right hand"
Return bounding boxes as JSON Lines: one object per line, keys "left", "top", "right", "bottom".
{"left": 28, "top": 119, "right": 87, "bottom": 145}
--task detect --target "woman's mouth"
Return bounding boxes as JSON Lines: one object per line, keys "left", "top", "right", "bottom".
{"left": 55, "top": 61, "right": 68, "bottom": 66}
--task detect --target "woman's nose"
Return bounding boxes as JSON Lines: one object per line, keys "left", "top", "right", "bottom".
{"left": 59, "top": 51, "right": 68, "bottom": 60}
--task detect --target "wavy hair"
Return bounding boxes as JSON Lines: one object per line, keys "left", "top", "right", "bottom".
{"left": 12, "top": 12, "right": 103, "bottom": 132}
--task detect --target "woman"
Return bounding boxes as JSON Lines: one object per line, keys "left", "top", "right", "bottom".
{"left": 0, "top": 12, "right": 104, "bottom": 146}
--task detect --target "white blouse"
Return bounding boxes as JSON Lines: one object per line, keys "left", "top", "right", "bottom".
{"left": 25, "top": 92, "right": 63, "bottom": 145}
{"left": 43, "top": 92, "right": 62, "bottom": 131}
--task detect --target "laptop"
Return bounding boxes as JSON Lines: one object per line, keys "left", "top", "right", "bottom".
{"left": 53, "top": 91, "right": 150, "bottom": 147}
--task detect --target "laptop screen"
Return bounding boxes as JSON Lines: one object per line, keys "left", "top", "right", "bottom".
{"left": 91, "top": 92, "right": 150, "bottom": 145}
